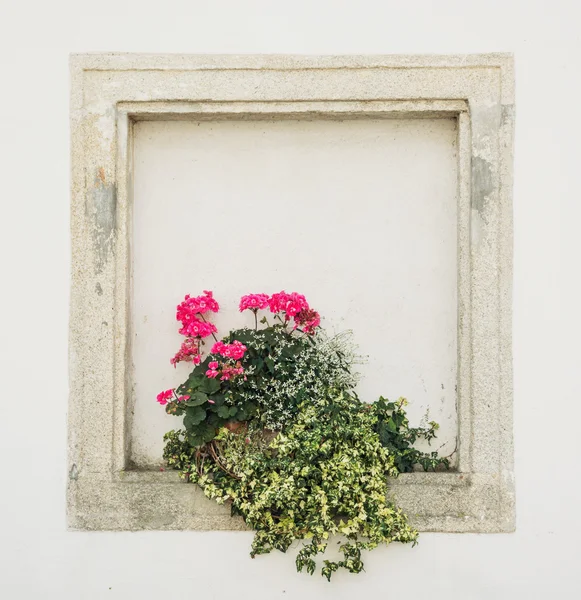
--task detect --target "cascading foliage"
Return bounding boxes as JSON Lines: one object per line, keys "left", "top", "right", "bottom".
{"left": 157, "top": 291, "right": 448, "bottom": 580}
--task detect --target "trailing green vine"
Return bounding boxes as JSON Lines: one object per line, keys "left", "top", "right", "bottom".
{"left": 157, "top": 291, "right": 448, "bottom": 580}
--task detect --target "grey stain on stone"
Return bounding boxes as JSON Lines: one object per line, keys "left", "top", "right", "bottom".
{"left": 501, "top": 104, "right": 515, "bottom": 129}
{"left": 471, "top": 156, "right": 494, "bottom": 214}
{"left": 87, "top": 168, "right": 116, "bottom": 274}
{"left": 95, "top": 282, "right": 103, "bottom": 295}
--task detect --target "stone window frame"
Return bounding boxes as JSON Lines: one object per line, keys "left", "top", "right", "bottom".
{"left": 68, "top": 53, "right": 514, "bottom": 532}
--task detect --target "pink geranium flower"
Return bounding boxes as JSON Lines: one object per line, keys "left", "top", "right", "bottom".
{"left": 220, "top": 363, "right": 245, "bottom": 381}
{"left": 170, "top": 338, "right": 201, "bottom": 367}
{"left": 267, "top": 291, "right": 291, "bottom": 314}
{"left": 156, "top": 389, "right": 174, "bottom": 405}
{"left": 211, "top": 340, "right": 247, "bottom": 360}
{"left": 170, "top": 291, "right": 220, "bottom": 366}
{"left": 294, "top": 308, "right": 321, "bottom": 335}
{"left": 175, "top": 291, "right": 219, "bottom": 338}
{"left": 267, "top": 291, "right": 309, "bottom": 317}
{"left": 176, "top": 291, "right": 219, "bottom": 321}
{"left": 178, "top": 318, "right": 217, "bottom": 339}
{"left": 239, "top": 293, "right": 270, "bottom": 312}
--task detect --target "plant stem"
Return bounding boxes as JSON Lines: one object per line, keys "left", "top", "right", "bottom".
{"left": 274, "top": 314, "right": 287, "bottom": 329}
{"left": 199, "top": 313, "right": 218, "bottom": 342}
{"left": 207, "top": 440, "right": 240, "bottom": 479}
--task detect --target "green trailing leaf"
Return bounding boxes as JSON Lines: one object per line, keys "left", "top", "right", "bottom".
{"left": 199, "top": 377, "right": 221, "bottom": 395}
{"left": 163, "top": 388, "right": 425, "bottom": 581}
{"left": 184, "top": 391, "right": 208, "bottom": 407}
{"left": 184, "top": 406, "right": 206, "bottom": 429}
{"left": 217, "top": 405, "right": 231, "bottom": 419}
{"left": 161, "top": 318, "right": 449, "bottom": 580}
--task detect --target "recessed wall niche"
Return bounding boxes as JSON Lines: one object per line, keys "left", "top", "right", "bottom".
{"left": 130, "top": 117, "right": 459, "bottom": 468}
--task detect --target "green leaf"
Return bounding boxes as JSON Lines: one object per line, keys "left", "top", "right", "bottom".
{"left": 217, "top": 405, "right": 231, "bottom": 418}
{"left": 199, "top": 377, "right": 221, "bottom": 394}
{"left": 184, "top": 391, "right": 208, "bottom": 407}
{"left": 207, "top": 411, "right": 221, "bottom": 426}
{"left": 183, "top": 373, "right": 202, "bottom": 389}
{"left": 183, "top": 406, "right": 206, "bottom": 430}
{"left": 197, "top": 423, "right": 216, "bottom": 443}
{"left": 161, "top": 324, "right": 452, "bottom": 579}
{"left": 186, "top": 432, "right": 204, "bottom": 447}
{"left": 211, "top": 394, "right": 226, "bottom": 406}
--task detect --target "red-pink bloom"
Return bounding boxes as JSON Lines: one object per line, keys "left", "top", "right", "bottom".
{"left": 176, "top": 291, "right": 219, "bottom": 339}
{"left": 293, "top": 308, "right": 321, "bottom": 335}
{"left": 239, "top": 293, "right": 270, "bottom": 312}
{"left": 177, "top": 395, "right": 190, "bottom": 402}
{"left": 220, "top": 363, "right": 245, "bottom": 381}
{"left": 179, "top": 318, "right": 217, "bottom": 339}
{"left": 268, "top": 291, "right": 291, "bottom": 314}
{"left": 170, "top": 338, "right": 201, "bottom": 367}
{"left": 285, "top": 292, "right": 309, "bottom": 317}
{"left": 211, "top": 341, "right": 226, "bottom": 354}
{"left": 211, "top": 340, "right": 247, "bottom": 360}
{"left": 176, "top": 291, "right": 219, "bottom": 320}
{"left": 268, "top": 291, "right": 309, "bottom": 318}
{"left": 156, "top": 389, "right": 174, "bottom": 406}
{"left": 205, "top": 354, "right": 245, "bottom": 381}
{"left": 267, "top": 291, "right": 319, "bottom": 334}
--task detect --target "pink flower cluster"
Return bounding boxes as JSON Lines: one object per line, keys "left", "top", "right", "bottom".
{"left": 170, "top": 337, "right": 201, "bottom": 367}
{"left": 268, "top": 291, "right": 309, "bottom": 317}
{"left": 239, "top": 293, "right": 270, "bottom": 311}
{"left": 239, "top": 290, "right": 321, "bottom": 335}
{"left": 157, "top": 289, "right": 321, "bottom": 407}
{"left": 211, "top": 340, "right": 247, "bottom": 360}
{"left": 176, "top": 290, "right": 219, "bottom": 320}
{"left": 176, "top": 291, "right": 219, "bottom": 339}
{"left": 207, "top": 342, "right": 247, "bottom": 381}
{"left": 156, "top": 389, "right": 174, "bottom": 405}
{"left": 171, "top": 291, "right": 219, "bottom": 368}
{"left": 156, "top": 389, "right": 191, "bottom": 405}
{"left": 206, "top": 360, "right": 245, "bottom": 381}
{"left": 293, "top": 308, "right": 321, "bottom": 335}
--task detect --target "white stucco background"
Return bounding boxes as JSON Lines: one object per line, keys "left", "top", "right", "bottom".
{"left": 1, "top": 1, "right": 580, "bottom": 598}
{"left": 131, "top": 118, "right": 458, "bottom": 467}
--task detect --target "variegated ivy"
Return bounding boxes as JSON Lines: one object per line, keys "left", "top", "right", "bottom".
{"left": 158, "top": 291, "right": 448, "bottom": 580}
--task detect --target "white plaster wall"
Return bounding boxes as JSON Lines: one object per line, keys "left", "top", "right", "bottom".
{"left": 131, "top": 118, "right": 458, "bottom": 466}
{"left": 1, "top": 1, "right": 580, "bottom": 598}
